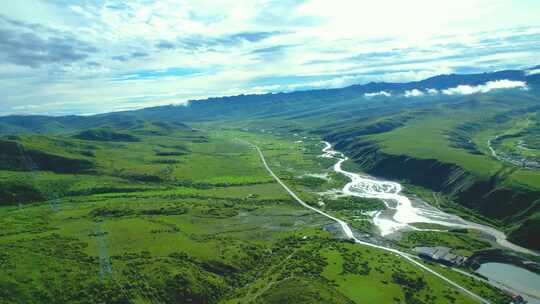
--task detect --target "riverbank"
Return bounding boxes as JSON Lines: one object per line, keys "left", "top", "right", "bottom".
{"left": 251, "top": 140, "right": 493, "bottom": 304}
{"left": 327, "top": 136, "right": 540, "bottom": 251}
{"left": 320, "top": 141, "right": 538, "bottom": 257}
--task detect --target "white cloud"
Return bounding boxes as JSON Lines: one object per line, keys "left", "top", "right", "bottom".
{"left": 295, "top": 0, "right": 529, "bottom": 40}
{"left": 364, "top": 91, "right": 392, "bottom": 98}
{"left": 442, "top": 79, "right": 528, "bottom": 95}
{"left": 404, "top": 89, "right": 425, "bottom": 97}
{"left": 286, "top": 75, "right": 361, "bottom": 91}
{"left": 0, "top": 0, "right": 539, "bottom": 115}
{"left": 427, "top": 88, "right": 439, "bottom": 95}
{"left": 526, "top": 68, "right": 540, "bottom": 76}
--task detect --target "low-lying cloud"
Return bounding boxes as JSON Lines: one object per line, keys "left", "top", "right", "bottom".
{"left": 392, "top": 79, "right": 528, "bottom": 98}
{"left": 526, "top": 68, "right": 540, "bottom": 76}
{"left": 441, "top": 79, "right": 527, "bottom": 95}
{"left": 364, "top": 91, "right": 391, "bottom": 97}
{"left": 404, "top": 89, "right": 424, "bottom": 97}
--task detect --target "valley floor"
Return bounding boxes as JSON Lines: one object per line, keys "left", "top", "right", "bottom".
{"left": 0, "top": 127, "right": 530, "bottom": 304}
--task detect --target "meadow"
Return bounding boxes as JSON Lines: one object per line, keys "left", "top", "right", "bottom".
{"left": 0, "top": 122, "right": 512, "bottom": 303}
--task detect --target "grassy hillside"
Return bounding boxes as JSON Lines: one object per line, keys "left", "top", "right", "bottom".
{"left": 73, "top": 128, "right": 140, "bottom": 142}
{"left": 0, "top": 125, "right": 512, "bottom": 304}
{"left": 322, "top": 90, "right": 540, "bottom": 249}
{"left": 1, "top": 69, "right": 539, "bottom": 302}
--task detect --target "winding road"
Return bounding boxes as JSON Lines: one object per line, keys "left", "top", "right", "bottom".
{"left": 248, "top": 142, "right": 492, "bottom": 304}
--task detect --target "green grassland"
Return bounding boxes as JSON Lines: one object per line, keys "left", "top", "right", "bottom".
{"left": 180, "top": 87, "right": 540, "bottom": 250}
{"left": 366, "top": 100, "right": 540, "bottom": 188}
{"left": 331, "top": 92, "right": 540, "bottom": 250}
{"left": 1, "top": 71, "right": 540, "bottom": 303}
{"left": 225, "top": 233, "right": 503, "bottom": 304}
{"left": 0, "top": 124, "right": 274, "bottom": 206}
{"left": 0, "top": 123, "right": 512, "bottom": 303}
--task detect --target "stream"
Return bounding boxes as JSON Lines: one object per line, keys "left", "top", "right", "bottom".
{"left": 320, "top": 141, "right": 538, "bottom": 257}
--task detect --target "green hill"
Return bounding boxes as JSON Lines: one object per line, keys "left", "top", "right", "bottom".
{"left": 73, "top": 128, "right": 140, "bottom": 142}
{"left": 0, "top": 68, "right": 538, "bottom": 303}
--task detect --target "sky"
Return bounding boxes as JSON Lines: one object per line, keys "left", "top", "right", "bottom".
{"left": 1, "top": 0, "right": 539, "bottom": 116}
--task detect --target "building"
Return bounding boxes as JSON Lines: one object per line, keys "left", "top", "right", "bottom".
{"left": 414, "top": 246, "right": 467, "bottom": 266}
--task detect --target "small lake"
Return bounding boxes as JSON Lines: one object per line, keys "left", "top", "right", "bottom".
{"left": 476, "top": 262, "right": 540, "bottom": 304}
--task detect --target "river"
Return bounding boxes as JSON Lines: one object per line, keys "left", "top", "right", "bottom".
{"left": 320, "top": 141, "right": 538, "bottom": 257}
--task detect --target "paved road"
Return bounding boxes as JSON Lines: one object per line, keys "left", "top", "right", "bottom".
{"left": 250, "top": 142, "right": 492, "bottom": 304}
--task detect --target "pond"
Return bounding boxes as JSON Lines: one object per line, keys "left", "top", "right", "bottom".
{"left": 477, "top": 262, "right": 540, "bottom": 304}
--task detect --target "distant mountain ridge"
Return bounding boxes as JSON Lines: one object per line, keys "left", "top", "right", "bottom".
{"left": 1, "top": 65, "right": 540, "bottom": 250}
{"left": 0, "top": 66, "right": 538, "bottom": 134}
{"left": 351, "top": 69, "right": 528, "bottom": 93}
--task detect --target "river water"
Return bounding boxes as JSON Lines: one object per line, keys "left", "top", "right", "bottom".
{"left": 320, "top": 141, "right": 538, "bottom": 256}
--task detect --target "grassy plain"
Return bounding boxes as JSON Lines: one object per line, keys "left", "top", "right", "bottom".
{"left": 368, "top": 109, "right": 540, "bottom": 189}
{"left": 0, "top": 123, "right": 512, "bottom": 303}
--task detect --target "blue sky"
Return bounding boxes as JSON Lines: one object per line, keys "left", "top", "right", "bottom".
{"left": 1, "top": 0, "right": 539, "bottom": 115}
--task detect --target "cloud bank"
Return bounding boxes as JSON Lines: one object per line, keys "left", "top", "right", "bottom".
{"left": 441, "top": 79, "right": 528, "bottom": 95}
{"left": 364, "top": 91, "right": 392, "bottom": 97}
{"left": 0, "top": 0, "right": 539, "bottom": 115}
{"left": 361, "top": 79, "right": 529, "bottom": 99}
{"left": 404, "top": 89, "right": 424, "bottom": 97}
{"left": 526, "top": 68, "right": 540, "bottom": 76}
